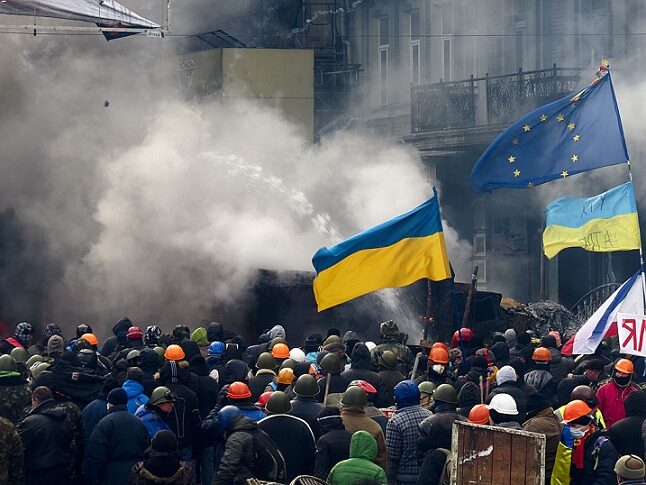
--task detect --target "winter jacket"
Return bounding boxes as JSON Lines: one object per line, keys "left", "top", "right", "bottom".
{"left": 259, "top": 413, "right": 316, "bottom": 481}
{"left": 186, "top": 357, "right": 219, "bottom": 418}
{"left": 317, "top": 373, "right": 351, "bottom": 403}
{"left": 525, "top": 368, "right": 557, "bottom": 402}
{"left": 551, "top": 428, "right": 618, "bottom": 485}
{"left": 314, "top": 414, "right": 351, "bottom": 479}
{"left": 386, "top": 405, "right": 433, "bottom": 484}
{"left": 291, "top": 396, "right": 325, "bottom": 439}
{"left": 82, "top": 395, "right": 109, "bottom": 442}
{"left": 17, "top": 399, "right": 73, "bottom": 472}
{"left": 607, "top": 391, "right": 646, "bottom": 458}
{"left": 213, "top": 414, "right": 256, "bottom": 485}
{"left": 34, "top": 360, "right": 104, "bottom": 409}
{"left": 523, "top": 407, "right": 560, "bottom": 483}
{"left": 129, "top": 450, "right": 194, "bottom": 485}
{"left": 341, "top": 406, "right": 388, "bottom": 471}
{"left": 548, "top": 348, "right": 575, "bottom": 384}
{"left": 342, "top": 344, "right": 382, "bottom": 405}
{"left": 0, "top": 371, "right": 31, "bottom": 424}
{"left": 0, "top": 417, "right": 23, "bottom": 485}
{"left": 417, "top": 404, "right": 465, "bottom": 454}
{"left": 136, "top": 403, "right": 173, "bottom": 439}
{"left": 379, "top": 369, "right": 406, "bottom": 407}
{"left": 83, "top": 404, "right": 151, "bottom": 485}
{"left": 487, "top": 381, "right": 528, "bottom": 421}
{"left": 417, "top": 448, "right": 449, "bottom": 485}
{"left": 124, "top": 379, "right": 150, "bottom": 414}
{"left": 596, "top": 380, "right": 639, "bottom": 428}
{"left": 101, "top": 317, "right": 133, "bottom": 357}
{"left": 248, "top": 370, "right": 275, "bottom": 402}
{"left": 139, "top": 348, "right": 160, "bottom": 397}
{"left": 327, "top": 430, "right": 387, "bottom": 485}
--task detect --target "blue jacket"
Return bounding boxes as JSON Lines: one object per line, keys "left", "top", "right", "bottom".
{"left": 123, "top": 380, "right": 149, "bottom": 414}
{"left": 82, "top": 396, "right": 109, "bottom": 442}
{"left": 239, "top": 405, "right": 266, "bottom": 422}
{"left": 135, "top": 404, "right": 171, "bottom": 439}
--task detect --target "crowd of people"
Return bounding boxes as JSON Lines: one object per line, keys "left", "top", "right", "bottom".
{"left": 0, "top": 317, "right": 645, "bottom": 485}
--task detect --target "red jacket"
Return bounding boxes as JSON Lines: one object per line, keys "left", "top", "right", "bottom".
{"left": 596, "top": 380, "right": 639, "bottom": 428}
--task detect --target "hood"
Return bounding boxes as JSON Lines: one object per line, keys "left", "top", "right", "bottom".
{"left": 318, "top": 414, "right": 345, "bottom": 433}
{"left": 207, "top": 322, "right": 224, "bottom": 342}
{"left": 549, "top": 347, "right": 562, "bottom": 364}
{"left": 228, "top": 413, "right": 257, "bottom": 434}
{"left": 140, "top": 347, "right": 160, "bottom": 373}
{"left": 180, "top": 340, "right": 200, "bottom": 361}
{"left": 123, "top": 379, "right": 145, "bottom": 398}
{"left": 189, "top": 355, "right": 209, "bottom": 376}
{"left": 343, "top": 331, "right": 360, "bottom": 346}
{"left": 490, "top": 342, "right": 510, "bottom": 362}
{"left": 625, "top": 390, "right": 646, "bottom": 417}
{"left": 268, "top": 325, "right": 286, "bottom": 340}
{"left": 225, "top": 359, "right": 250, "bottom": 384}
{"left": 113, "top": 317, "right": 133, "bottom": 336}
{"left": 191, "top": 327, "right": 208, "bottom": 346}
{"left": 32, "top": 399, "right": 66, "bottom": 421}
{"left": 350, "top": 343, "right": 372, "bottom": 370}
{"left": 349, "top": 430, "right": 377, "bottom": 461}
{"left": 159, "top": 360, "right": 190, "bottom": 384}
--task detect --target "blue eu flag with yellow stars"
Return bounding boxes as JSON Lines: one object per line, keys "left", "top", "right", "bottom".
{"left": 470, "top": 72, "right": 629, "bottom": 193}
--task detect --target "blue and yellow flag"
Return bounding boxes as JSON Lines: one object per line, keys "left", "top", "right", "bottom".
{"left": 312, "top": 190, "right": 451, "bottom": 312}
{"left": 543, "top": 182, "right": 641, "bottom": 259}
{"left": 470, "top": 72, "right": 629, "bottom": 193}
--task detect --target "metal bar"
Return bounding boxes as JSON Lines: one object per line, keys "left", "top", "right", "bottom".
{"left": 0, "top": 24, "right": 165, "bottom": 34}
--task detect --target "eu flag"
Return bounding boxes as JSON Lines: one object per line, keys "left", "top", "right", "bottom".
{"left": 469, "top": 73, "right": 629, "bottom": 193}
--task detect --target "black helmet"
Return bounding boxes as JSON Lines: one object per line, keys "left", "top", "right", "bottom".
{"left": 379, "top": 350, "right": 398, "bottom": 369}
{"left": 265, "top": 391, "right": 292, "bottom": 414}
{"left": 77, "top": 349, "right": 98, "bottom": 370}
{"left": 341, "top": 386, "right": 367, "bottom": 407}
{"left": 320, "top": 353, "right": 343, "bottom": 374}
{"left": 433, "top": 384, "right": 458, "bottom": 405}
{"left": 256, "top": 352, "right": 277, "bottom": 370}
{"left": 0, "top": 354, "right": 16, "bottom": 372}
{"left": 76, "top": 323, "right": 93, "bottom": 339}
{"left": 293, "top": 374, "right": 319, "bottom": 398}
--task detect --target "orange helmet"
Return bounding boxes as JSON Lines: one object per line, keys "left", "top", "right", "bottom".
{"left": 532, "top": 347, "right": 552, "bottom": 362}
{"left": 429, "top": 347, "right": 449, "bottom": 364}
{"left": 561, "top": 399, "right": 592, "bottom": 424}
{"left": 164, "top": 344, "right": 185, "bottom": 361}
{"left": 431, "top": 342, "right": 448, "bottom": 352}
{"left": 468, "top": 404, "right": 490, "bottom": 425}
{"left": 271, "top": 343, "right": 290, "bottom": 359}
{"left": 80, "top": 333, "right": 99, "bottom": 346}
{"left": 276, "top": 368, "right": 295, "bottom": 385}
{"left": 227, "top": 381, "right": 252, "bottom": 399}
{"left": 615, "top": 358, "right": 634, "bottom": 374}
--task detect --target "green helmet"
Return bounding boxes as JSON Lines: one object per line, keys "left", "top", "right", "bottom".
{"left": 31, "top": 362, "right": 51, "bottom": 379}
{"left": 265, "top": 391, "right": 292, "bottom": 414}
{"left": 279, "top": 358, "right": 297, "bottom": 370}
{"left": 0, "top": 354, "right": 16, "bottom": 372}
{"left": 293, "top": 374, "right": 319, "bottom": 398}
{"left": 26, "top": 354, "right": 45, "bottom": 369}
{"left": 341, "top": 386, "right": 367, "bottom": 407}
{"left": 126, "top": 349, "right": 141, "bottom": 361}
{"left": 418, "top": 381, "right": 438, "bottom": 395}
{"left": 379, "top": 320, "right": 399, "bottom": 336}
{"left": 153, "top": 346, "right": 165, "bottom": 364}
{"left": 433, "top": 384, "right": 458, "bottom": 405}
{"left": 320, "top": 353, "right": 342, "bottom": 374}
{"left": 10, "top": 347, "right": 28, "bottom": 363}
{"left": 150, "top": 386, "right": 176, "bottom": 406}
{"left": 379, "top": 350, "right": 398, "bottom": 369}
{"left": 257, "top": 352, "right": 277, "bottom": 370}
{"left": 269, "top": 337, "right": 287, "bottom": 350}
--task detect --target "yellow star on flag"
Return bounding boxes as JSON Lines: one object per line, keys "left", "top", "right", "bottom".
{"left": 540, "top": 114, "right": 548, "bottom": 122}
{"left": 571, "top": 154, "right": 579, "bottom": 162}
{"left": 523, "top": 124, "right": 531, "bottom": 132}
{"left": 513, "top": 169, "right": 521, "bottom": 177}
{"left": 573, "top": 134, "right": 581, "bottom": 142}
{"left": 561, "top": 171, "right": 568, "bottom": 178}
{"left": 508, "top": 156, "right": 516, "bottom": 163}
{"left": 557, "top": 114, "right": 565, "bottom": 121}
{"left": 567, "top": 123, "right": 575, "bottom": 130}
{"left": 512, "top": 138, "right": 519, "bottom": 145}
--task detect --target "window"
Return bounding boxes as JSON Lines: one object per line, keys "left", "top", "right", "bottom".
{"left": 379, "top": 17, "right": 389, "bottom": 104}
{"left": 442, "top": 38, "right": 451, "bottom": 81}
{"left": 515, "top": 28, "right": 525, "bottom": 70}
{"left": 410, "top": 11, "right": 421, "bottom": 85}
{"left": 425, "top": 162, "right": 436, "bottom": 184}
{"left": 474, "top": 232, "right": 486, "bottom": 256}
{"left": 379, "top": 16, "right": 389, "bottom": 46}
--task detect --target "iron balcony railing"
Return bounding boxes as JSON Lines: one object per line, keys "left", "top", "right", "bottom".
{"left": 411, "top": 65, "right": 583, "bottom": 133}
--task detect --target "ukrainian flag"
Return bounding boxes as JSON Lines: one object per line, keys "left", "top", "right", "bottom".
{"left": 543, "top": 182, "right": 641, "bottom": 259}
{"left": 312, "top": 189, "right": 452, "bottom": 312}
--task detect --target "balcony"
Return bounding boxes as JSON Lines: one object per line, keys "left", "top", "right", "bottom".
{"left": 411, "top": 65, "right": 583, "bottom": 134}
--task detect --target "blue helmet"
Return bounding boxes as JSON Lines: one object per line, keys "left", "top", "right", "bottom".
{"left": 217, "top": 405, "right": 241, "bottom": 431}
{"left": 208, "top": 341, "right": 225, "bottom": 356}
{"left": 394, "top": 380, "right": 421, "bottom": 409}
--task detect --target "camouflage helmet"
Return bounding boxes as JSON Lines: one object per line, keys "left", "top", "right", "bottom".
{"left": 433, "top": 384, "right": 458, "bottom": 405}
{"left": 26, "top": 354, "right": 45, "bottom": 369}
{"left": 265, "top": 391, "right": 293, "bottom": 414}
{"left": 10, "top": 347, "right": 29, "bottom": 363}
{"left": 379, "top": 350, "right": 398, "bottom": 369}
{"left": 379, "top": 320, "right": 400, "bottom": 336}
{"left": 0, "top": 354, "right": 16, "bottom": 372}
{"left": 341, "top": 386, "right": 368, "bottom": 407}
{"left": 293, "top": 374, "right": 319, "bottom": 398}
{"left": 320, "top": 353, "right": 343, "bottom": 374}
{"left": 418, "top": 381, "right": 438, "bottom": 395}
{"left": 256, "top": 352, "right": 277, "bottom": 370}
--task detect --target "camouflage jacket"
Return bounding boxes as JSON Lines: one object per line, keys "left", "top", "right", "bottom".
{"left": 0, "top": 372, "right": 31, "bottom": 424}
{"left": 56, "top": 398, "right": 85, "bottom": 478}
{"left": 371, "top": 342, "right": 414, "bottom": 377}
{"left": 0, "top": 416, "right": 23, "bottom": 485}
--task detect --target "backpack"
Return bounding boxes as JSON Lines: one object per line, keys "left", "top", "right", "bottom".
{"left": 250, "top": 428, "right": 286, "bottom": 482}
{"left": 436, "top": 448, "right": 452, "bottom": 485}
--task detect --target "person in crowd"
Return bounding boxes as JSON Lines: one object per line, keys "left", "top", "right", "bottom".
{"left": 486, "top": 364, "right": 527, "bottom": 422}
{"left": 139, "top": 347, "right": 161, "bottom": 396}
{"left": 467, "top": 404, "right": 490, "bottom": 425}
{"left": 129, "top": 429, "right": 193, "bottom": 485}
{"left": 615, "top": 455, "right": 646, "bottom": 485}
{"left": 28, "top": 323, "right": 63, "bottom": 357}
{"left": 377, "top": 350, "right": 405, "bottom": 407}
{"left": 304, "top": 334, "right": 323, "bottom": 364}
{"left": 327, "top": 430, "right": 387, "bottom": 485}
{"left": 522, "top": 393, "right": 560, "bottom": 483}
{"left": 0, "top": 322, "right": 33, "bottom": 355}
{"left": 101, "top": 317, "right": 133, "bottom": 358}
{"left": 607, "top": 391, "right": 646, "bottom": 458}
{"left": 524, "top": 347, "right": 557, "bottom": 402}
{"left": 136, "top": 386, "right": 176, "bottom": 439}
{"left": 418, "top": 381, "right": 437, "bottom": 410}
{"left": 342, "top": 343, "right": 382, "bottom": 405}
{"left": 212, "top": 405, "right": 258, "bottom": 485}
{"left": 541, "top": 334, "right": 574, "bottom": 383}
{"left": 455, "top": 355, "right": 490, "bottom": 417}
{"left": 291, "top": 374, "right": 325, "bottom": 438}
{"left": 82, "top": 377, "right": 120, "bottom": 442}
{"left": 317, "top": 353, "right": 351, "bottom": 403}
{"left": 0, "top": 415, "right": 23, "bottom": 484}
{"left": 417, "top": 346, "right": 450, "bottom": 388}
{"left": 372, "top": 320, "right": 414, "bottom": 376}
{"left": 186, "top": 354, "right": 219, "bottom": 419}
{"left": 224, "top": 381, "right": 266, "bottom": 421}
{"left": 487, "top": 393, "right": 520, "bottom": 429}
{"left": 555, "top": 384, "right": 607, "bottom": 430}
{"left": 386, "top": 380, "right": 432, "bottom": 485}
{"left": 597, "top": 358, "right": 640, "bottom": 428}
{"left": 0, "top": 353, "right": 31, "bottom": 424}
{"left": 314, "top": 406, "right": 352, "bottom": 479}
{"left": 509, "top": 331, "right": 534, "bottom": 362}
{"left": 123, "top": 367, "right": 150, "bottom": 414}
{"left": 248, "top": 352, "right": 277, "bottom": 400}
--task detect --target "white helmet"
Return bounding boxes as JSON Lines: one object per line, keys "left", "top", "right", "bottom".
{"left": 365, "top": 341, "right": 377, "bottom": 351}
{"left": 289, "top": 348, "right": 306, "bottom": 363}
{"left": 488, "top": 393, "right": 518, "bottom": 415}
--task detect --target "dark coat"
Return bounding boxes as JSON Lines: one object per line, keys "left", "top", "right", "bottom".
{"left": 259, "top": 414, "right": 316, "bottom": 481}
{"left": 0, "top": 372, "right": 31, "bottom": 424}
{"left": 214, "top": 414, "right": 256, "bottom": 485}
{"left": 341, "top": 344, "right": 382, "bottom": 405}
{"left": 83, "top": 404, "right": 150, "bottom": 485}
{"left": 158, "top": 362, "right": 201, "bottom": 451}
{"left": 139, "top": 348, "right": 160, "bottom": 397}
{"left": 548, "top": 348, "right": 575, "bottom": 384}
{"left": 608, "top": 391, "right": 646, "bottom": 458}
{"left": 314, "top": 414, "right": 351, "bottom": 479}
{"left": 248, "top": 371, "right": 275, "bottom": 402}
{"left": 379, "top": 369, "right": 406, "bottom": 407}
{"left": 17, "top": 399, "right": 73, "bottom": 472}
{"left": 290, "top": 396, "right": 325, "bottom": 439}
{"left": 316, "top": 374, "right": 351, "bottom": 403}
{"left": 101, "top": 317, "right": 133, "bottom": 357}
{"left": 417, "top": 405, "right": 465, "bottom": 455}
{"left": 417, "top": 448, "right": 449, "bottom": 485}
{"left": 186, "top": 358, "right": 220, "bottom": 419}
{"left": 129, "top": 450, "right": 194, "bottom": 485}
{"left": 35, "top": 360, "right": 104, "bottom": 409}
{"left": 571, "top": 430, "right": 619, "bottom": 485}
{"left": 522, "top": 407, "right": 560, "bottom": 483}
{"left": 82, "top": 395, "right": 109, "bottom": 442}
{"left": 487, "top": 381, "right": 528, "bottom": 421}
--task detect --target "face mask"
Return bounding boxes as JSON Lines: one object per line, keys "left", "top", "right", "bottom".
{"left": 432, "top": 365, "right": 446, "bottom": 375}
{"left": 614, "top": 374, "right": 631, "bottom": 387}
{"left": 569, "top": 426, "right": 589, "bottom": 439}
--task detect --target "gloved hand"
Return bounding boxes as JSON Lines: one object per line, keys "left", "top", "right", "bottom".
{"left": 561, "top": 424, "right": 575, "bottom": 448}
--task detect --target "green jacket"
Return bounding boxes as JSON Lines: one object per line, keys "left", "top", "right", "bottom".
{"left": 327, "top": 430, "right": 387, "bottom": 485}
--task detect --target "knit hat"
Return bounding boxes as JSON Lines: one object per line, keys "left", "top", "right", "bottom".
{"left": 151, "top": 429, "right": 178, "bottom": 453}
{"left": 126, "top": 367, "right": 144, "bottom": 384}
{"left": 496, "top": 365, "right": 517, "bottom": 385}
{"left": 615, "top": 454, "right": 646, "bottom": 479}
{"left": 190, "top": 327, "right": 208, "bottom": 346}
{"left": 15, "top": 322, "right": 33, "bottom": 345}
{"left": 107, "top": 388, "right": 128, "bottom": 406}
{"left": 46, "top": 335, "right": 65, "bottom": 359}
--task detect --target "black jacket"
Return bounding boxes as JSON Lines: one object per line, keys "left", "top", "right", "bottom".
{"left": 417, "top": 449, "right": 449, "bottom": 485}
{"left": 316, "top": 374, "right": 351, "bottom": 403}
{"left": 83, "top": 404, "right": 150, "bottom": 485}
{"left": 571, "top": 430, "right": 619, "bottom": 485}
{"left": 34, "top": 359, "right": 104, "bottom": 409}
{"left": 101, "top": 317, "right": 133, "bottom": 357}
{"left": 290, "top": 396, "right": 325, "bottom": 439}
{"left": 214, "top": 414, "right": 256, "bottom": 485}
{"left": 17, "top": 399, "right": 73, "bottom": 471}
{"left": 341, "top": 344, "right": 382, "bottom": 405}
{"left": 139, "top": 348, "right": 160, "bottom": 397}
{"left": 187, "top": 357, "right": 220, "bottom": 419}
{"left": 258, "top": 414, "right": 316, "bottom": 481}
{"left": 379, "top": 369, "right": 405, "bottom": 407}
{"left": 314, "top": 414, "right": 351, "bottom": 479}
{"left": 609, "top": 391, "right": 646, "bottom": 458}
{"left": 248, "top": 371, "right": 275, "bottom": 402}
{"left": 487, "top": 381, "right": 528, "bottom": 421}
{"left": 417, "top": 404, "right": 465, "bottom": 456}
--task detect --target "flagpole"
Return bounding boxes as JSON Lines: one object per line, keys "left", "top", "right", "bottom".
{"left": 626, "top": 159, "right": 646, "bottom": 308}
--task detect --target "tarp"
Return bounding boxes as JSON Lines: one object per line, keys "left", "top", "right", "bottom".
{"left": 0, "top": 0, "right": 160, "bottom": 30}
